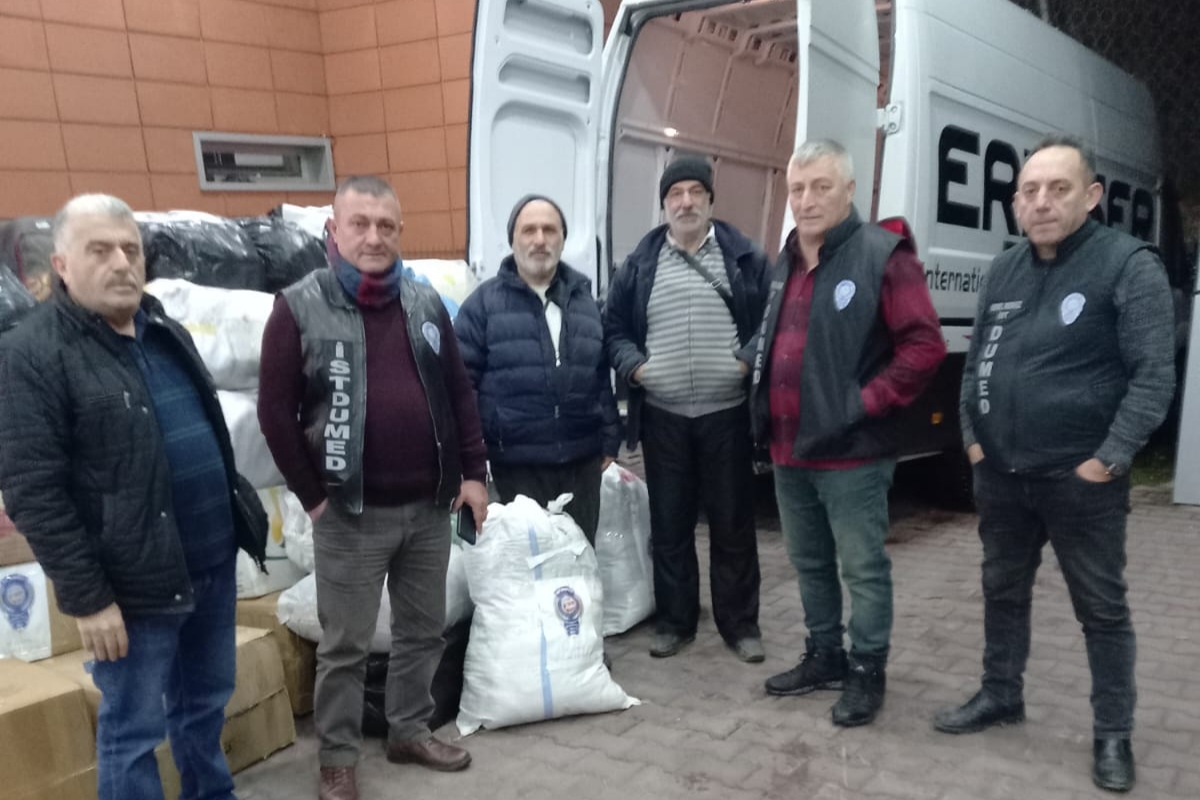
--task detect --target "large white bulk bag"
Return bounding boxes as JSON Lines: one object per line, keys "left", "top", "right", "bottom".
{"left": 595, "top": 464, "right": 655, "bottom": 635}
{"left": 456, "top": 495, "right": 639, "bottom": 735}
{"left": 218, "top": 390, "right": 284, "bottom": 490}
{"left": 235, "top": 549, "right": 307, "bottom": 600}
{"left": 257, "top": 486, "right": 313, "bottom": 573}
{"left": 276, "top": 541, "right": 473, "bottom": 646}
{"left": 145, "top": 278, "right": 274, "bottom": 392}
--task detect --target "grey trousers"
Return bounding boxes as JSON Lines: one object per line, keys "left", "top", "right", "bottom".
{"left": 313, "top": 501, "right": 450, "bottom": 767}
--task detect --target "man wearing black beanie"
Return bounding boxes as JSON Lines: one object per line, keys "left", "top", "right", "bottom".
{"left": 604, "top": 155, "right": 770, "bottom": 662}
{"left": 456, "top": 195, "right": 620, "bottom": 546}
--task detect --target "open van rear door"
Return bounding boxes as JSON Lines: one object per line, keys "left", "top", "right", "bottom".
{"left": 598, "top": 0, "right": 881, "bottom": 258}
{"left": 467, "top": 0, "right": 605, "bottom": 287}
{"left": 795, "top": 0, "right": 881, "bottom": 216}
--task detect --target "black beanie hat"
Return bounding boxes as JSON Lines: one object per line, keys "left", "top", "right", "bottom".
{"left": 659, "top": 157, "right": 714, "bottom": 207}
{"left": 506, "top": 194, "right": 567, "bottom": 244}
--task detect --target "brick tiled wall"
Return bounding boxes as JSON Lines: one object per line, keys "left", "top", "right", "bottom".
{"left": 322, "top": 0, "right": 473, "bottom": 254}
{"left": 0, "top": 0, "right": 330, "bottom": 218}
{"left": 0, "top": 0, "right": 476, "bottom": 257}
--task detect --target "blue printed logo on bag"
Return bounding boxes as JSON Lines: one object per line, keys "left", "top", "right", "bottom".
{"left": 554, "top": 586, "right": 583, "bottom": 636}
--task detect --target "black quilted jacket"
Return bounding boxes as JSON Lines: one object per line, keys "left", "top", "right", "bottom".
{"left": 0, "top": 289, "right": 266, "bottom": 617}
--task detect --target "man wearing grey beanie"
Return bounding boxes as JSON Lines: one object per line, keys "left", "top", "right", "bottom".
{"left": 456, "top": 195, "right": 620, "bottom": 546}
{"left": 604, "top": 156, "right": 770, "bottom": 662}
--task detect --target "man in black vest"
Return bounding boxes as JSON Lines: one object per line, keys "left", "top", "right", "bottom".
{"left": 258, "top": 176, "right": 489, "bottom": 800}
{"left": 750, "top": 139, "right": 944, "bottom": 727}
{"left": 933, "top": 136, "right": 1175, "bottom": 794}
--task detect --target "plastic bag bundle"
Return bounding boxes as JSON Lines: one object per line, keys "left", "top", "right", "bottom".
{"left": 0, "top": 265, "right": 37, "bottom": 335}
{"left": 137, "top": 211, "right": 267, "bottom": 291}
{"left": 273, "top": 203, "right": 333, "bottom": 241}
{"left": 145, "top": 279, "right": 274, "bottom": 391}
{"left": 406, "top": 259, "right": 480, "bottom": 317}
{"left": 456, "top": 495, "right": 639, "bottom": 735}
{"left": 217, "top": 390, "right": 284, "bottom": 490}
{"left": 595, "top": 464, "right": 655, "bottom": 635}
{"left": 235, "top": 548, "right": 307, "bottom": 600}
{"left": 0, "top": 217, "right": 54, "bottom": 302}
{"left": 238, "top": 216, "right": 326, "bottom": 293}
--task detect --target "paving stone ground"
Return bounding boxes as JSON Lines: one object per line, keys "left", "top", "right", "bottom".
{"left": 235, "top": 473, "right": 1200, "bottom": 800}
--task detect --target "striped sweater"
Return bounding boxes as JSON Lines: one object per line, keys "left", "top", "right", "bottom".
{"left": 640, "top": 233, "right": 746, "bottom": 418}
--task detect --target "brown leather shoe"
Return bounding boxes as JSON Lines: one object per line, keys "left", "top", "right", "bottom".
{"left": 386, "top": 737, "right": 471, "bottom": 772}
{"left": 318, "top": 766, "right": 358, "bottom": 800}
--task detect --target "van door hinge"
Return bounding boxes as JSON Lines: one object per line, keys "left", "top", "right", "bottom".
{"left": 877, "top": 103, "right": 903, "bottom": 135}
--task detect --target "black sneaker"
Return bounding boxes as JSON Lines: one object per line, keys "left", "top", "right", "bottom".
{"left": 831, "top": 655, "right": 886, "bottom": 727}
{"left": 764, "top": 637, "right": 847, "bottom": 696}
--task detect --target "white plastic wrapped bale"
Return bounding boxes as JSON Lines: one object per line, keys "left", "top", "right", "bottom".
{"left": 276, "top": 539, "right": 473, "bottom": 646}
{"left": 145, "top": 279, "right": 274, "bottom": 392}
{"left": 235, "top": 549, "right": 307, "bottom": 600}
{"left": 406, "top": 259, "right": 479, "bottom": 307}
{"left": 218, "top": 390, "right": 285, "bottom": 490}
{"left": 238, "top": 487, "right": 307, "bottom": 598}
{"left": 456, "top": 495, "right": 639, "bottom": 735}
{"left": 277, "top": 490, "right": 315, "bottom": 573}
{"left": 596, "top": 464, "right": 655, "bottom": 635}
{"left": 277, "top": 203, "right": 333, "bottom": 241}
{"left": 257, "top": 486, "right": 313, "bottom": 573}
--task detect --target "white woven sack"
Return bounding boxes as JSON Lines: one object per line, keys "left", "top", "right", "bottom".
{"left": 235, "top": 548, "right": 306, "bottom": 600}
{"left": 596, "top": 464, "right": 655, "bottom": 635}
{"left": 456, "top": 494, "right": 639, "bottom": 735}
{"left": 276, "top": 542, "right": 473, "bottom": 647}
{"left": 218, "top": 390, "right": 284, "bottom": 490}
{"left": 145, "top": 278, "right": 273, "bottom": 392}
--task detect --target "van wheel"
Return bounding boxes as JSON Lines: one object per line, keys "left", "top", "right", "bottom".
{"left": 933, "top": 449, "right": 975, "bottom": 511}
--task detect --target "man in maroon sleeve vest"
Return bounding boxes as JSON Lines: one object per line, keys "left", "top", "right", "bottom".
{"left": 748, "top": 139, "right": 945, "bottom": 727}
{"left": 257, "top": 176, "right": 489, "bottom": 800}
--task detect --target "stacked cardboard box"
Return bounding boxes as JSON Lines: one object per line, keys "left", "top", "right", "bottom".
{"left": 237, "top": 591, "right": 317, "bottom": 716}
{"left": 1, "top": 519, "right": 84, "bottom": 660}
{"left": 0, "top": 659, "right": 96, "bottom": 800}
{"left": 40, "top": 626, "right": 295, "bottom": 797}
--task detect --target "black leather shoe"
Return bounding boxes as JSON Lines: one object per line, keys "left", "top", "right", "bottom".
{"left": 1093, "top": 737, "right": 1135, "bottom": 793}
{"left": 933, "top": 689, "right": 1025, "bottom": 734}
{"left": 831, "top": 655, "right": 885, "bottom": 727}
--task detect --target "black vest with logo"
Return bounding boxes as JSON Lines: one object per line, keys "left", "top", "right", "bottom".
{"left": 751, "top": 208, "right": 905, "bottom": 459}
{"left": 282, "top": 268, "right": 462, "bottom": 513}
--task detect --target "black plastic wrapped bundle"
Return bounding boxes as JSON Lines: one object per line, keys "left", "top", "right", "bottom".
{"left": 0, "top": 264, "right": 38, "bottom": 335}
{"left": 0, "top": 217, "right": 55, "bottom": 302}
{"left": 138, "top": 213, "right": 267, "bottom": 291}
{"left": 237, "top": 216, "right": 327, "bottom": 293}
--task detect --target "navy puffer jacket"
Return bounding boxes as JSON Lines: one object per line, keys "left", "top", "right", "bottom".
{"left": 455, "top": 257, "right": 621, "bottom": 466}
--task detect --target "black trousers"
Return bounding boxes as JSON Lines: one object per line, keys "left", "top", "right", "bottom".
{"left": 641, "top": 402, "right": 761, "bottom": 643}
{"left": 491, "top": 455, "right": 604, "bottom": 545}
{"left": 973, "top": 462, "right": 1135, "bottom": 737}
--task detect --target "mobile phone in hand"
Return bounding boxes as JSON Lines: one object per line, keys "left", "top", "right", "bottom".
{"left": 457, "top": 505, "right": 477, "bottom": 545}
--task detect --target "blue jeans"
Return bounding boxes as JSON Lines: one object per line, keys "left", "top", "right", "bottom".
{"left": 773, "top": 460, "right": 895, "bottom": 658}
{"left": 973, "top": 462, "right": 1135, "bottom": 737}
{"left": 91, "top": 558, "right": 237, "bottom": 800}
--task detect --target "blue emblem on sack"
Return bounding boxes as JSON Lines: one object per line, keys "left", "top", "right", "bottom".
{"left": 554, "top": 586, "right": 583, "bottom": 636}
{"left": 1, "top": 573, "right": 35, "bottom": 630}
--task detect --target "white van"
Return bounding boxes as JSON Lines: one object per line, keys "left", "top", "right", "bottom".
{"left": 466, "top": 0, "right": 1167, "bottom": 498}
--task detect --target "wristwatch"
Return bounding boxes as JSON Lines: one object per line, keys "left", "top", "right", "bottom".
{"left": 1104, "top": 461, "right": 1128, "bottom": 478}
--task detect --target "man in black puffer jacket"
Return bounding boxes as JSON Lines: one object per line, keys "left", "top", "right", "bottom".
{"left": 455, "top": 195, "right": 620, "bottom": 543}
{"left": 0, "top": 194, "right": 266, "bottom": 800}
